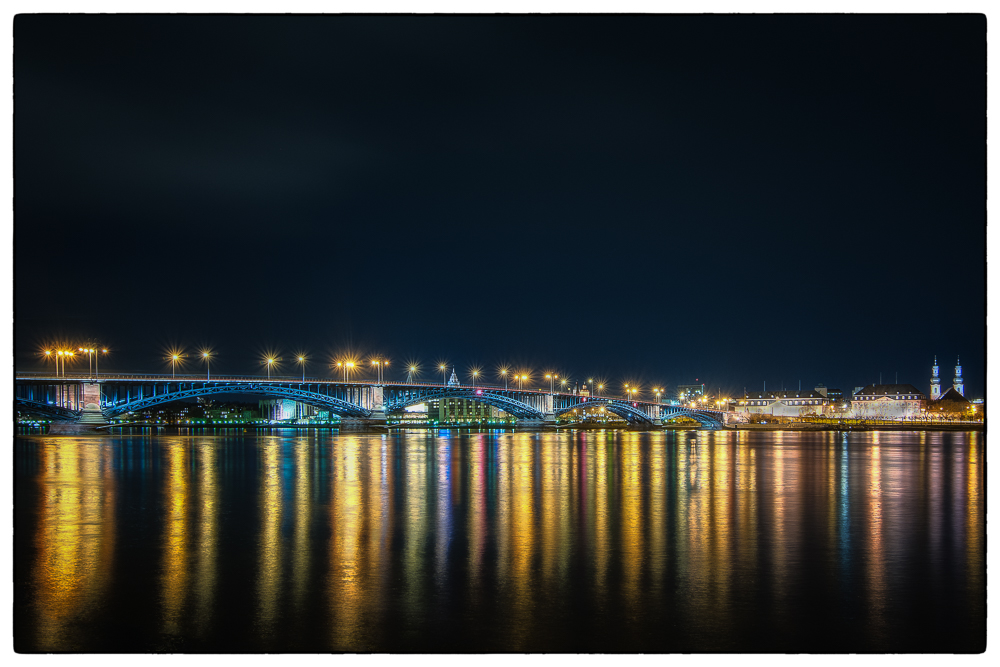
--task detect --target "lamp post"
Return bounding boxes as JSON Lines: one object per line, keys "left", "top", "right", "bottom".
{"left": 298, "top": 355, "right": 306, "bottom": 382}
{"left": 598, "top": 383, "right": 604, "bottom": 396}
{"left": 79, "top": 348, "right": 94, "bottom": 377}
{"left": 45, "top": 350, "right": 53, "bottom": 375}
{"left": 97, "top": 349, "right": 107, "bottom": 380}
{"left": 472, "top": 370, "right": 478, "bottom": 388}
{"left": 203, "top": 352, "right": 212, "bottom": 381}
{"left": 501, "top": 369, "right": 508, "bottom": 390}
{"left": 441, "top": 364, "right": 447, "bottom": 387}
{"left": 266, "top": 358, "right": 275, "bottom": 380}
{"left": 547, "top": 374, "right": 553, "bottom": 394}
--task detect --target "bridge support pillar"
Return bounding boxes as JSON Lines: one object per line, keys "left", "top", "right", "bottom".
{"left": 339, "top": 412, "right": 388, "bottom": 430}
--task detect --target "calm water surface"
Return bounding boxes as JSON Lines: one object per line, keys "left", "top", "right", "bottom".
{"left": 14, "top": 429, "right": 985, "bottom": 652}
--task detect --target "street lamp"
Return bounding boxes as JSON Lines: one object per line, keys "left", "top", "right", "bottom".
{"left": 472, "top": 370, "right": 479, "bottom": 388}
{"left": 265, "top": 357, "right": 275, "bottom": 380}
{"left": 561, "top": 378, "right": 568, "bottom": 392}
{"left": 441, "top": 364, "right": 447, "bottom": 386}
{"left": 97, "top": 348, "right": 107, "bottom": 380}
{"left": 501, "top": 369, "right": 508, "bottom": 390}
{"left": 79, "top": 347, "right": 95, "bottom": 377}
{"left": 298, "top": 355, "right": 307, "bottom": 382}
{"left": 169, "top": 353, "right": 182, "bottom": 379}
{"left": 547, "top": 373, "right": 553, "bottom": 394}
{"left": 598, "top": 383, "right": 604, "bottom": 396}
{"left": 203, "top": 351, "right": 212, "bottom": 381}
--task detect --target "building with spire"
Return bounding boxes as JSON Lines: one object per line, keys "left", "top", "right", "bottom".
{"left": 930, "top": 356, "right": 942, "bottom": 400}
{"left": 447, "top": 367, "right": 460, "bottom": 386}
{"left": 953, "top": 356, "right": 964, "bottom": 396}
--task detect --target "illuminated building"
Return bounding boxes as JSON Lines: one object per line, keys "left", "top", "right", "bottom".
{"left": 739, "top": 390, "right": 832, "bottom": 417}
{"left": 677, "top": 383, "right": 706, "bottom": 403}
{"left": 929, "top": 356, "right": 942, "bottom": 399}
{"left": 952, "top": 356, "right": 964, "bottom": 396}
{"left": 424, "top": 398, "right": 514, "bottom": 425}
{"left": 849, "top": 384, "right": 926, "bottom": 419}
{"left": 258, "top": 399, "right": 316, "bottom": 422}
{"left": 933, "top": 387, "right": 973, "bottom": 416}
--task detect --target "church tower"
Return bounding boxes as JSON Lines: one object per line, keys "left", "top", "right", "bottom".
{"left": 930, "top": 356, "right": 941, "bottom": 400}
{"left": 953, "top": 356, "right": 964, "bottom": 396}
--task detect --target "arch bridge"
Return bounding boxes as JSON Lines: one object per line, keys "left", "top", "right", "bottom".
{"left": 14, "top": 374, "right": 731, "bottom": 429}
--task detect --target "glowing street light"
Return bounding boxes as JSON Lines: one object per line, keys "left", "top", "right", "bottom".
{"left": 471, "top": 369, "right": 479, "bottom": 388}
{"left": 546, "top": 374, "right": 553, "bottom": 394}
{"left": 265, "top": 357, "right": 275, "bottom": 380}
{"left": 501, "top": 368, "right": 508, "bottom": 390}
{"left": 97, "top": 348, "right": 107, "bottom": 380}
{"left": 172, "top": 354, "right": 182, "bottom": 378}
{"left": 440, "top": 364, "right": 447, "bottom": 387}
{"left": 297, "top": 355, "right": 307, "bottom": 382}
{"left": 79, "top": 347, "right": 96, "bottom": 377}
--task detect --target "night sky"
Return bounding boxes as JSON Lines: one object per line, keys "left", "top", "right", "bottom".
{"left": 14, "top": 15, "right": 985, "bottom": 398}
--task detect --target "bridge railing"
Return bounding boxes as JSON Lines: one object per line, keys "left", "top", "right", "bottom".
{"left": 16, "top": 371, "right": 714, "bottom": 408}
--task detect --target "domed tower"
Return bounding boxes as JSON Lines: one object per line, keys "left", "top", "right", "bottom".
{"left": 930, "top": 356, "right": 941, "bottom": 400}
{"left": 953, "top": 356, "right": 964, "bottom": 396}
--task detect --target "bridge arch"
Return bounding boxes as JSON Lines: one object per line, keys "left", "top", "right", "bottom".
{"left": 15, "top": 398, "right": 81, "bottom": 421}
{"left": 101, "top": 383, "right": 372, "bottom": 419}
{"left": 661, "top": 408, "right": 726, "bottom": 429}
{"left": 554, "top": 399, "right": 655, "bottom": 424}
{"left": 384, "top": 388, "right": 546, "bottom": 420}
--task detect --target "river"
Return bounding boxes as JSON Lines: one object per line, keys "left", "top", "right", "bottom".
{"left": 14, "top": 429, "right": 985, "bottom": 652}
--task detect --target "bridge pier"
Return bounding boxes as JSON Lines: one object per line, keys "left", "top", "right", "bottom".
{"left": 339, "top": 415, "right": 388, "bottom": 430}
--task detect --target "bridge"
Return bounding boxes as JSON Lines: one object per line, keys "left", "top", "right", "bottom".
{"left": 14, "top": 373, "right": 733, "bottom": 429}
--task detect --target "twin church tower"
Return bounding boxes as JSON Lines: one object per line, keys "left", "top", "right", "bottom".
{"left": 930, "top": 356, "right": 964, "bottom": 399}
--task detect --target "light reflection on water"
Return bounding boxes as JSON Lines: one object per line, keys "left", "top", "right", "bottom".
{"left": 15, "top": 429, "right": 985, "bottom": 653}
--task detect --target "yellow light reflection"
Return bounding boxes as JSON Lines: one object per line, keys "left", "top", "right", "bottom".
{"left": 32, "top": 439, "right": 116, "bottom": 651}
{"left": 256, "top": 440, "right": 283, "bottom": 638}
{"left": 193, "top": 440, "right": 219, "bottom": 636}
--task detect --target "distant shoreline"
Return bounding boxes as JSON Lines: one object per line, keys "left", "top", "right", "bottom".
{"left": 17, "top": 422, "right": 984, "bottom": 435}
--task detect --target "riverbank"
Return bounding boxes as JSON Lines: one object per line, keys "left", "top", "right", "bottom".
{"left": 21, "top": 421, "right": 983, "bottom": 435}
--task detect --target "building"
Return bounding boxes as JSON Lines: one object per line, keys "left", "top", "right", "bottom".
{"left": 259, "top": 399, "right": 316, "bottom": 422}
{"left": 930, "top": 356, "right": 942, "bottom": 399}
{"left": 931, "top": 387, "right": 973, "bottom": 418}
{"left": 423, "top": 398, "right": 513, "bottom": 425}
{"left": 738, "top": 390, "right": 832, "bottom": 418}
{"left": 952, "top": 357, "right": 964, "bottom": 396}
{"left": 849, "top": 384, "right": 926, "bottom": 419}
{"left": 677, "top": 383, "right": 706, "bottom": 404}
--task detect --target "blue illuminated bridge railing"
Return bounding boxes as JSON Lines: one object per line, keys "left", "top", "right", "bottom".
{"left": 14, "top": 373, "right": 730, "bottom": 428}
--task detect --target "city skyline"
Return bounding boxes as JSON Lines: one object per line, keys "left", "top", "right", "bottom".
{"left": 14, "top": 15, "right": 985, "bottom": 396}
{"left": 19, "top": 339, "right": 978, "bottom": 402}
